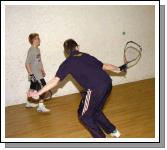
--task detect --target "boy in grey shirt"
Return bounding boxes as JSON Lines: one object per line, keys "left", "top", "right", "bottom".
{"left": 25, "top": 33, "right": 51, "bottom": 112}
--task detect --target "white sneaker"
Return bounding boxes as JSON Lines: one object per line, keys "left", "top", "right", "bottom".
{"left": 37, "top": 105, "right": 50, "bottom": 113}
{"left": 25, "top": 102, "right": 38, "bottom": 108}
{"left": 110, "top": 129, "right": 121, "bottom": 138}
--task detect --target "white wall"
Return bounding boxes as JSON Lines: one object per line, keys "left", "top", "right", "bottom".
{"left": 5, "top": 5, "right": 155, "bottom": 106}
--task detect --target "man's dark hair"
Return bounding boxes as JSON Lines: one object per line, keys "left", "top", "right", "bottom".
{"left": 63, "top": 39, "right": 79, "bottom": 55}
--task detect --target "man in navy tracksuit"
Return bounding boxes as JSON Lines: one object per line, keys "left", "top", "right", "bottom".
{"left": 30, "top": 39, "right": 126, "bottom": 138}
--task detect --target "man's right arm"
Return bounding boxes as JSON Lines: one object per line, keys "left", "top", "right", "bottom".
{"left": 30, "top": 77, "right": 60, "bottom": 99}
{"left": 36, "top": 61, "right": 68, "bottom": 97}
{"left": 38, "top": 77, "right": 60, "bottom": 96}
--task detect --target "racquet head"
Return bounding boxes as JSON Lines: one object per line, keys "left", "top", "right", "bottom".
{"left": 124, "top": 41, "right": 142, "bottom": 68}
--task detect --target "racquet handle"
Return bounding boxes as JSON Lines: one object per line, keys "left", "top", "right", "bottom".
{"left": 119, "top": 64, "right": 127, "bottom": 72}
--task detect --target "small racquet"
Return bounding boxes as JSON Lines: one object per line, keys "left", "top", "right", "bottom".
{"left": 119, "top": 41, "right": 142, "bottom": 71}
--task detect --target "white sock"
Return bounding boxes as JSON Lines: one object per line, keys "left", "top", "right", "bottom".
{"left": 39, "top": 102, "right": 44, "bottom": 107}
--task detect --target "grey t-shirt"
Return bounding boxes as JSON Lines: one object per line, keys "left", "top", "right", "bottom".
{"left": 25, "top": 46, "right": 43, "bottom": 81}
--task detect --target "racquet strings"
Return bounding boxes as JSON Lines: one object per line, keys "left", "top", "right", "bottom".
{"left": 124, "top": 46, "right": 141, "bottom": 68}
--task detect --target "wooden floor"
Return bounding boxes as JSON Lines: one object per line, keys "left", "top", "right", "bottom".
{"left": 6, "top": 78, "right": 155, "bottom": 138}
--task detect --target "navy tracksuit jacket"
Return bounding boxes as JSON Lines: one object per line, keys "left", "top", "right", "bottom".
{"left": 56, "top": 50, "right": 116, "bottom": 138}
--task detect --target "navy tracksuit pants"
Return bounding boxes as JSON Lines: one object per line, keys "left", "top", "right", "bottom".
{"left": 78, "top": 82, "right": 116, "bottom": 138}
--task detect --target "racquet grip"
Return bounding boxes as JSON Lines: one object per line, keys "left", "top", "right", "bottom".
{"left": 119, "top": 64, "right": 127, "bottom": 72}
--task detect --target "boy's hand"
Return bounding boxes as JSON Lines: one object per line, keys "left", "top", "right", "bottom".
{"left": 41, "top": 69, "right": 46, "bottom": 77}
{"left": 29, "top": 74, "right": 37, "bottom": 82}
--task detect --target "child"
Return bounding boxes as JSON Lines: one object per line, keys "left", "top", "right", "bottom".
{"left": 29, "top": 39, "right": 127, "bottom": 137}
{"left": 25, "top": 33, "right": 50, "bottom": 112}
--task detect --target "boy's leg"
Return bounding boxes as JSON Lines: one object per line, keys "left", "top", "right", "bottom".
{"left": 78, "top": 89, "right": 106, "bottom": 138}
{"left": 25, "top": 81, "right": 38, "bottom": 108}
{"left": 35, "top": 79, "right": 50, "bottom": 112}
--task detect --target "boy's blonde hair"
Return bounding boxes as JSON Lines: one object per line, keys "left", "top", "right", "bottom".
{"left": 28, "top": 33, "right": 39, "bottom": 44}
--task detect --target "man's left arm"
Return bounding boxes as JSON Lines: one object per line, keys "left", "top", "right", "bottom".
{"left": 88, "top": 54, "right": 121, "bottom": 73}
{"left": 102, "top": 63, "right": 121, "bottom": 73}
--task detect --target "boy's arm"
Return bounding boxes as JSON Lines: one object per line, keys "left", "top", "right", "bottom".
{"left": 25, "top": 49, "right": 33, "bottom": 75}
{"left": 39, "top": 50, "right": 46, "bottom": 77}
{"left": 25, "top": 63, "right": 37, "bottom": 82}
{"left": 41, "top": 62, "right": 45, "bottom": 71}
{"left": 102, "top": 63, "right": 121, "bottom": 73}
{"left": 40, "top": 62, "right": 46, "bottom": 77}
{"left": 25, "top": 63, "right": 33, "bottom": 75}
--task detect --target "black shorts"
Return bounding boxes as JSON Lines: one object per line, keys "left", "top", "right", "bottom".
{"left": 30, "top": 79, "right": 46, "bottom": 99}
{"left": 30, "top": 78, "right": 46, "bottom": 91}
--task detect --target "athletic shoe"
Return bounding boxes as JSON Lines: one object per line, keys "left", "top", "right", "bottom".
{"left": 110, "top": 129, "right": 121, "bottom": 138}
{"left": 25, "top": 102, "right": 38, "bottom": 108}
{"left": 37, "top": 105, "right": 50, "bottom": 113}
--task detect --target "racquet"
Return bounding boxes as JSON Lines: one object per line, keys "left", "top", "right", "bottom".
{"left": 119, "top": 41, "right": 142, "bottom": 71}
